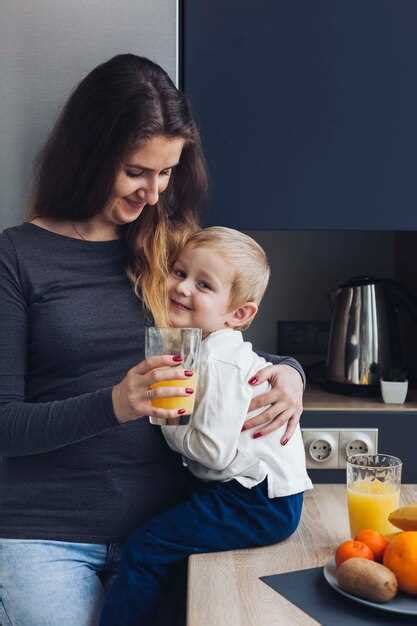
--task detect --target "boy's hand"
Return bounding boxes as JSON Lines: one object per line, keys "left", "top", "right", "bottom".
{"left": 244, "top": 364, "right": 303, "bottom": 444}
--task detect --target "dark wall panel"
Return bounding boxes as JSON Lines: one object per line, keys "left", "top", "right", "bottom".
{"left": 302, "top": 410, "right": 417, "bottom": 483}
{"left": 183, "top": 0, "right": 417, "bottom": 230}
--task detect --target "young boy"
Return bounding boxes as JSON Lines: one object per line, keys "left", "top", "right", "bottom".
{"left": 100, "top": 227, "right": 312, "bottom": 626}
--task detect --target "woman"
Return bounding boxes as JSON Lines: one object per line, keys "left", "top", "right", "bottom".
{"left": 0, "top": 54, "right": 304, "bottom": 626}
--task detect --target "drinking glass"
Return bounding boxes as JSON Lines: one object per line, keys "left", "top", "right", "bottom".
{"left": 145, "top": 327, "right": 202, "bottom": 425}
{"left": 346, "top": 454, "right": 402, "bottom": 536}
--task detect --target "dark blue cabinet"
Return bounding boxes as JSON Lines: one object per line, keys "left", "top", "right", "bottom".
{"left": 183, "top": 0, "right": 417, "bottom": 230}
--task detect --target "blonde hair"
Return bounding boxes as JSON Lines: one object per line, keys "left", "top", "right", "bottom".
{"left": 184, "top": 227, "right": 270, "bottom": 329}
{"left": 127, "top": 208, "right": 199, "bottom": 327}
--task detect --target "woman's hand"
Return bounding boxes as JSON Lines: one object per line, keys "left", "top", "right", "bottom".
{"left": 244, "top": 364, "right": 304, "bottom": 444}
{"left": 112, "top": 355, "right": 194, "bottom": 424}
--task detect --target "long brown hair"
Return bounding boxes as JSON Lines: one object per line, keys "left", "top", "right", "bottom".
{"left": 30, "top": 54, "right": 208, "bottom": 324}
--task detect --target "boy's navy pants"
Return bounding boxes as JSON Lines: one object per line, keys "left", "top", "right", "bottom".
{"left": 100, "top": 478, "right": 303, "bottom": 626}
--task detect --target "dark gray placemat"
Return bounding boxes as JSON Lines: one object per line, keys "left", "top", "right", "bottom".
{"left": 261, "top": 567, "right": 416, "bottom": 626}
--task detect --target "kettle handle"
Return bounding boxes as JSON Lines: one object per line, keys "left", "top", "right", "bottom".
{"left": 383, "top": 279, "right": 417, "bottom": 322}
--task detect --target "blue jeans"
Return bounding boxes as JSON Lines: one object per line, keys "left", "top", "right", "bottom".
{"left": 100, "top": 479, "right": 303, "bottom": 626}
{"left": 0, "top": 538, "right": 185, "bottom": 626}
{"left": 0, "top": 539, "right": 122, "bottom": 626}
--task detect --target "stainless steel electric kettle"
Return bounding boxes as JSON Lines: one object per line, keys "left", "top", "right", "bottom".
{"left": 326, "top": 276, "right": 417, "bottom": 395}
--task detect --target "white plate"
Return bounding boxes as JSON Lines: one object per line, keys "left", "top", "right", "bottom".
{"left": 323, "top": 558, "right": 417, "bottom": 616}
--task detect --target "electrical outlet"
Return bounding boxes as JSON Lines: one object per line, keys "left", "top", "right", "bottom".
{"left": 338, "top": 429, "right": 378, "bottom": 468}
{"left": 302, "top": 429, "right": 339, "bottom": 469}
{"left": 301, "top": 428, "right": 378, "bottom": 469}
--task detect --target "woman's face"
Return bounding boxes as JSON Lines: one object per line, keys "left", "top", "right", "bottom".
{"left": 103, "top": 134, "right": 185, "bottom": 226}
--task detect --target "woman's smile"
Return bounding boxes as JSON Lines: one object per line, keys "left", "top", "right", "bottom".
{"left": 124, "top": 197, "right": 146, "bottom": 212}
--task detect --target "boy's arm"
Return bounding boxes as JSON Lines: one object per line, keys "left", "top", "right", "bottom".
{"left": 161, "top": 360, "right": 253, "bottom": 471}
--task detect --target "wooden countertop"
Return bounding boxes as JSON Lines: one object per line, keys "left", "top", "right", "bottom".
{"left": 187, "top": 484, "right": 417, "bottom": 626}
{"left": 303, "top": 384, "right": 417, "bottom": 412}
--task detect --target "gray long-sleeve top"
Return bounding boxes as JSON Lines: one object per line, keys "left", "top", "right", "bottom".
{"left": 0, "top": 223, "right": 305, "bottom": 543}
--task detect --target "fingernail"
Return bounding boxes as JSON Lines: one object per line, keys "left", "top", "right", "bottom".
{"left": 281, "top": 438, "right": 288, "bottom": 446}
{"left": 253, "top": 432, "right": 263, "bottom": 439}
{"left": 248, "top": 376, "right": 258, "bottom": 385}
{"left": 172, "top": 355, "right": 183, "bottom": 362}
{"left": 185, "top": 388, "right": 194, "bottom": 394}
{"left": 178, "top": 409, "right": 186, "bottom": 415}
{"left": 241, "top": 425, "right": 247, "bottom": 432}
{"left": 184, "top": 370, "right": 193, "bottom": 377}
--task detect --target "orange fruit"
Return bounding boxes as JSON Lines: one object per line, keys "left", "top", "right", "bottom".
{"left": 335, "top": 539, "right": 374, "bottom": 567}
{"left": 383, "top": 531, "right": 417, "bottom": 595}
{"left": 354, "top": 529, "right": 389, "bottom": 562}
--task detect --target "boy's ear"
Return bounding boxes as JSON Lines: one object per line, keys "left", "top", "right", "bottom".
{"left": 227, "top": 302, "right": 258, "bottom": 329}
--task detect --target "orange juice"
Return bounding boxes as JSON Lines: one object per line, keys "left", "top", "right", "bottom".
{"left": 347, "top": 479, "right": 400, "bottom": 536}
{"left": 150, "top": 373, "right": 198, "bottom": 414}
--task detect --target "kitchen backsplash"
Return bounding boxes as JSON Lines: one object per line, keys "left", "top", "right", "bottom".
{"left": 243, "top": 229, "right": 417, "bottom": 382}
{"left": 243, "top": 230, "right": 396, "bottom": 354}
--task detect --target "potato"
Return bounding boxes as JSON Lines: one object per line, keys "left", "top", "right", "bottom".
{"left": 336, "top": 557, "right": 398, "bottom": 603}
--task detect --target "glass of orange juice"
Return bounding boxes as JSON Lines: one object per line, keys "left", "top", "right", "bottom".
{"left": 347, "top": 454, "right": 402, "bottom": 536}
{"left": 145, "top": 327, "right": 202, "bottom": 425}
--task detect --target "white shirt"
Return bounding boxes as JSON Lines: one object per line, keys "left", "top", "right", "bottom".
{"left": 162, "top": 329, "right": 313, "bottom": 498}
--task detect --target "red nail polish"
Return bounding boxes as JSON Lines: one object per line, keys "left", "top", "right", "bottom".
{"left": 241, "top": 425, "right": 247, "bottom": 432}
{"left": 248, "top": 376, "right": 258, "bottom": 385}
{"left": 185, "top": 388, "right": 194, "bottom": 394}
{"left": 172, "top": 355, "right": 183, "bottom": 362}
{"left": 281, "top": 438, "right": 288, "bottom": 446}
{"left": 184, "top": 370, "right": 193, "bottom": 377}
{"left": 253, "top": 432, "right": 262, "bottom": 439}
{"left": 178, "top": 409, "right": 186, "bottom": 415}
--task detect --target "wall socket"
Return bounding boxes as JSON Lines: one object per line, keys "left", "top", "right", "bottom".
{"left": 301, "top": 428, "right": 378, "bottom": 469}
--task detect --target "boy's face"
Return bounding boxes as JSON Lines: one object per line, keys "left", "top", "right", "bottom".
{"left": 167, "top": 244, "right": 237, "bottom": 333}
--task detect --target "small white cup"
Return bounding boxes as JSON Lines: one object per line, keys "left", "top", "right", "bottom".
{"left": 380, "top": 379, "right": 408, "bottom": 404}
